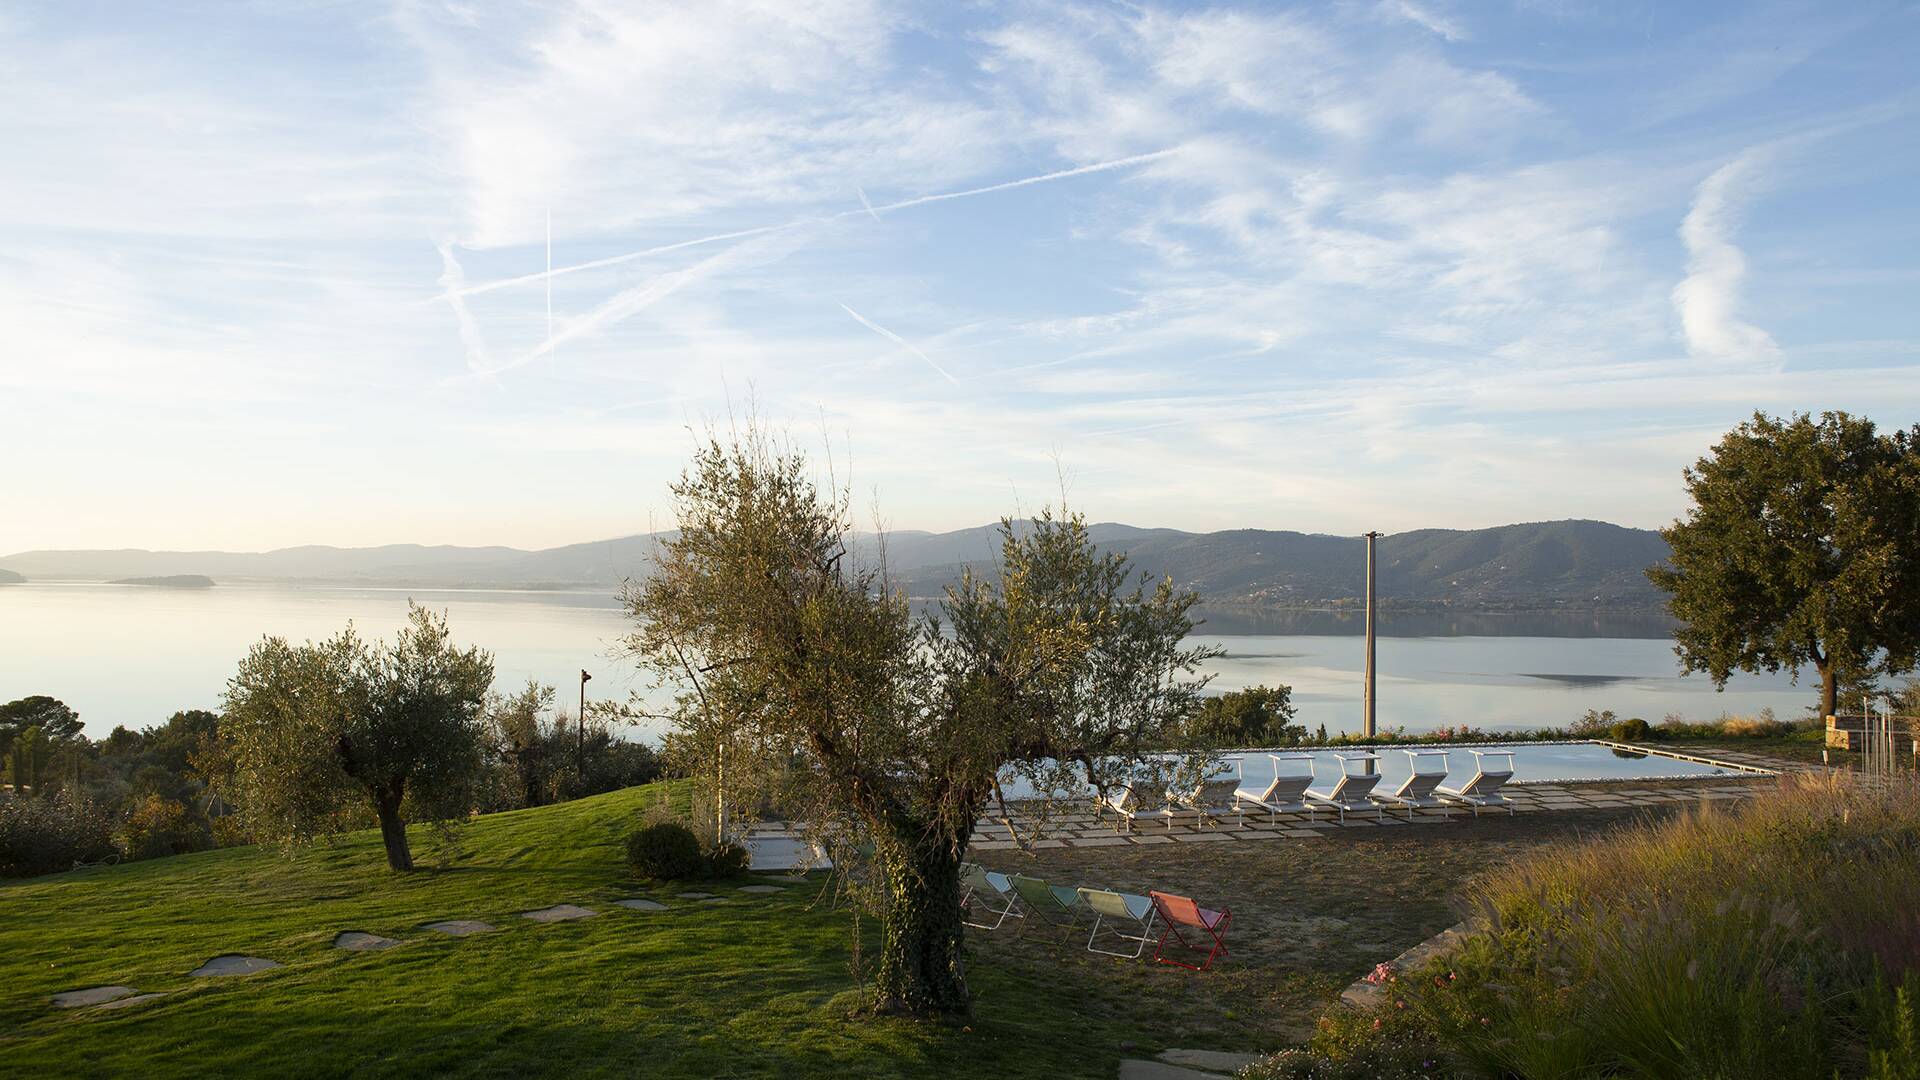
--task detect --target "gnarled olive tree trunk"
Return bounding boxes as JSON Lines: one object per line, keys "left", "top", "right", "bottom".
{"left": 871, "top": 823, "right": 970, "bottom": 1015}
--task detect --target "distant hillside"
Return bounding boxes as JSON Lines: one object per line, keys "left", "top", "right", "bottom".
{"left": 0, "top": 568, "right": 23, "bottom": 584}
{"left": 107, "top": 574, "right": 214, "bottom": 588}
{"left": 2, "top": 519, "right": 1673, "bottom": 612}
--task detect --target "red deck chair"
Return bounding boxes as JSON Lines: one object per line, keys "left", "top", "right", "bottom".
{"left": 1147, "top": 890, "right": 1231, "bottom": 970}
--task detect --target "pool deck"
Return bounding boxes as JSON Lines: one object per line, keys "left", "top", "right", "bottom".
{"left": 967, "top": 746, "right": 1816, "bottom": 851}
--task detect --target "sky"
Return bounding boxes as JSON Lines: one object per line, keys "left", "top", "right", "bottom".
{"left": 3, "top": 1, "right": 1918, "bottom": 554}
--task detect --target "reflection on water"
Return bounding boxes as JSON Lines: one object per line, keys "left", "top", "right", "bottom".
{"left": 0, "top": 582, "right": 1812, "bottom": 740}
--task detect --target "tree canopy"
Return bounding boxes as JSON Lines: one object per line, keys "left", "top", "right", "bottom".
{"left": 623, "top": 428, "right": 1214, "bottom": 1016}
{"left": 1648, "top": 411, "right": 1920, "bottom": 718}
{"left": 217, "top": 603, "right": 492, "bottom": 871}
{"left": 1185, "top": 685, "right": 1303, "bottom": 747}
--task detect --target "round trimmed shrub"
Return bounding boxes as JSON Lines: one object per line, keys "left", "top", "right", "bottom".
{"left": 1610, "top": 717, "right": 1653, "bottom": 742}
{"left": 625, "top": 822, "right": 704, "bottom": 881}
{"left": 707, "top": 841, "right": 750, "bottom": 879}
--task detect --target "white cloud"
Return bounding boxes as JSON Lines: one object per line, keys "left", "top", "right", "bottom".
{"left": 1673, "top": 146, "right": 1783, "bottom": 364}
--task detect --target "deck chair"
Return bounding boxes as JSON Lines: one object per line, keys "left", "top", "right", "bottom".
{"left": 1147, "top": 890, "right": 1232, "bottom": 971}
{"left": 1167, "top": 775, "right": 1229, "bottom": 830}
{"left": 1008, "top": 874, "right": 1085, "bottom": 941}
{"left": 1078, "top": 887, "right": 1158, "bottom": 959}
{"left": 1371, "top": 749, "right": 1453, "bottom": 821}
{"left": 1233, "top": 753, "right": 1317, "bottom": 825}
{"left": 959, "top": 862, "right": 1022, "bottom": 930}
{"left": 1436, "top": 749, "right": 1517, "bottom": 816}
{"left": 1305, "top": 753, "right": 1384, "bottom": 823}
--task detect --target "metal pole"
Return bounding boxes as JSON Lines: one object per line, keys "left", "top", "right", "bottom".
{"left": 578, "top": 669, "right": 591, "bottom": 782}
{"left": 1364, "top": 531, "right": 1379, "bottom": 745}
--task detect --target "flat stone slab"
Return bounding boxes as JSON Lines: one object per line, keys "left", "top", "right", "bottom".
{"left": 522, "top": 904, "right": 598, "bottom": 922}
{"left": 737, "top": 885, "right": 784, "bottom": 894}
{"left": 53, "top": 985, "right": 137, "bottom": 1008}
{"left": 334, "top": 931, "right": 400, "bottom": 951}
{"left": 423, "top": 920, "right": 496, "bottom": 936}
{"left": 617, "top": 898, "right": 668, "bottom": 911}
{"left": 1158, "top": 1049, "right": 1263, "bottom": 1072}
{"left": 95, "top": 992, "right": 168, "bottom": 1011}
{"left": 190, "top": 955, "right": 282, "bottom": 977}
{"left": 1119, "top": 1060, "right": 1228, "bottom": 1080}
{"left": 675, "top": 892, "right": 717, "bottom": 900}
{"left": 698, "top": 897, "right": 732, "bottom": 904}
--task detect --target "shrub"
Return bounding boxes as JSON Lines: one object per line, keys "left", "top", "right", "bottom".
{"left": 1608, "top": 716, "right": 1653, "bottom": 741}
{"left": 120, "top": 795, "right": 213, "bottom": 860}
{"left": 1320, "top": 775, "right": 1920, "bottom": 1079}
{"left": 707, "top": 840, "right": 751, "bottom": 878}
{"left": 0, "top": 792, "right": 118, "bottom": 877}
{"left": 626, "top": 821, "right": 705, "bottom": 881}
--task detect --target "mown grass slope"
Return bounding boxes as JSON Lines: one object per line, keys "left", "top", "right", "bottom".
{"left": 2, "top": 784, "right": 1156, "bottom": 1079}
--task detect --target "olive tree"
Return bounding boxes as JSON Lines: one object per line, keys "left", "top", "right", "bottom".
{"left": 1649, "top": 411, "right": 1920, "bottom": 718}
{"left": 218, "top": 603, "right": 492, "bottom": 871}
{"left": 623, "top": 429, "right": 1214, "bottom": 1016}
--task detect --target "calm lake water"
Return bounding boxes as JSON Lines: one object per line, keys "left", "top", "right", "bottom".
{"left": 0, "top": 582, "right": 1812, "bottom": 740}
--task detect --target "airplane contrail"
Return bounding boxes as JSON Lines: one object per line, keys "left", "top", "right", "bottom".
{"left": 840, "top": 303, "right": 958, "bottom": 385}
{"left": 435, "top": 147, "right": 1182, "bottom": 302}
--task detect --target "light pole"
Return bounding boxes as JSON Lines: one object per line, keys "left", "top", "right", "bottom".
{"left": 578, "top": 669, "right": 592, "bottom": 780}
{"left": 1363, "top": 531, "right": 1379, "bottom": 749}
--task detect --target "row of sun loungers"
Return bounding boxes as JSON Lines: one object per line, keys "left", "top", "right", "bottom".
{"left": 1101, "top": 748, "right": 1517, "bottom": 831}
{"left": 958, "top": 863, "right": 1232, "bottom": 970}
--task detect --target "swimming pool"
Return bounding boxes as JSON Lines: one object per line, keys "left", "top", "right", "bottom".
{"left": 997, "top": 741, "right": 1761, "bottom": 801}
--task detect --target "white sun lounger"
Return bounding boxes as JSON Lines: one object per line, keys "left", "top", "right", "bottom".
{"left": 1078, "top": 887, "right": 1158, "bottom": 958}
{"left": 1435, "top": 749, "right": 1517, "bottom": 816}
{"left": 1371, "top": 749, "right": 1453, "bottom": 821}
{"left": 1306, "top": 753, "right": 1384, "bottom": 823}
{"left": 959, "top": 861, "right": 1023, "bottom": 930}
{"left": 1101, "top": 782, "right": 1176, "bottom": 833}
{"left": 1233, "top": 754, "right": 1317, "bottom": 825}
{"left": 1167, "top": 775, "right": 1229, "bottom": 830}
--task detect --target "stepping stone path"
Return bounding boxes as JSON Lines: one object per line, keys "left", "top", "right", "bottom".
{"left": 53, "top": 985, "right": 138, "bottom": 1008}
{"left": 737, "top": 885, "right": 784, "bottom": 894}
{"left": 95, "top": 992, "right": 167, "bottom": 1011}
{"left": 190, "top": 955, "right": 282, "bottom": 977}
{"left": 423, "top": 920, "right": 496, "bottom": 936}
{"left": 333, "top": 931, "right": 400, "bottom": 951}
{"left": 675, "top": 892, "right": 717, "bottom": 900}
{"left": 616, "top": 899, "right": 668, "bottom": 911}
{"left": 522, "top": 904, "right": 597, "bottom": 923}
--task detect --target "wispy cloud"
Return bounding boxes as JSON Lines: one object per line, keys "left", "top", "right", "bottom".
{"left": 1673, "top": 146, "right": 1783, "bottom": 364}
{"left": 839, "top": 303, "right": 958, "bottom": 384}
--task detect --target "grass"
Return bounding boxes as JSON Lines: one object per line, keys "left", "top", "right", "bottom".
{"left": 3, "top": 780, "right": 1737, "bottom": 1079}
{"left": 1254, "top": 774, "right": 1920, "bottom": 1079}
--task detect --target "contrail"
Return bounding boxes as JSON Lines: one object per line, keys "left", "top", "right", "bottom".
{"left": 855, "top": 186, "right": 882, "bottom": 223}
{"left": 437, "top": 147, "right": 1181, "bottom": 302}
{"left": 544, "top": 207, "right": 553, "bottom": 356}
{"left": 840, "top": 303, "right": 958, "bottom": 385}
{"left": 435, "top": 240, "right": 493, "bottom": 372}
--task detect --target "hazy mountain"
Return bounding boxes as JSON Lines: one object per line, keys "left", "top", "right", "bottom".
{"left": 1, "top": 519, "right": 1672, "bottom": 611}
{"left": 0, "top": 568, "right": 24, "bottom": 584}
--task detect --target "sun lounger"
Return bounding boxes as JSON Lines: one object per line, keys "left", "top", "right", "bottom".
{"left": 1436, "top": 749, "right": 1517, "bottom": 816}
{"left": 1147, "top": 890, "right": 1232, "bottom": 971}
{"left": 1233, "top": 753, "right": 1317, "bottom": 825}
{"left": 1078, "top": 887, "right": 1158, "bottom": 959}
{"left": 959, "top": 862, "right": 1022, "bottom": 930}
{"left": 1370, "top": 749, "right": 1453, "bottom": 821}
{"left": 1008, "top": 874, "right": 1086, "bottom": 940}
{"left": 1100, "top": 781, "right": 1177, "bottom": 833}
{"left": 1305, "top": 753, "right": 1384, "bottom": 823}
{"left": 1167, "top": 776, "right": 1229, "bottom": 830}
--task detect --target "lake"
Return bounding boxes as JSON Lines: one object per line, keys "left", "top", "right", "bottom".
{"left": 0, "top": 582, "right": 1813, "bottom": 740}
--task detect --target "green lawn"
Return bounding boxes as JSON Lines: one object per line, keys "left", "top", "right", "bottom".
{"left": 2, "top": 782, "right": 1708, "bottom": 1079}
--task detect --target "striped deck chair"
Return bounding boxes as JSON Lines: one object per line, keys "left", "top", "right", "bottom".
{"left": 1148, "top": 890, "right": 1232, "bottom": 971}
{"left": 1008, "top": 874, "right": 1086, "bottom": 941}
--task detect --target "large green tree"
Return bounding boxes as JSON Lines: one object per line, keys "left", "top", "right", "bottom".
{"left": 1185, "top": 685, "right": 1303, "bottom": 747}
{"left": 624, "top": 429, "right": 1213, "bottom": 1017}
{"left": 218, "top": 604, "right": 493, "bottom": 871}
{"left": 1648, "top": 411, "right": 1920, "bottom": 718}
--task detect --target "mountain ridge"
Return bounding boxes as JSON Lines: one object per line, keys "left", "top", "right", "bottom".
{"left": 1, "top": 518, "right": 1672, "bottom": 612}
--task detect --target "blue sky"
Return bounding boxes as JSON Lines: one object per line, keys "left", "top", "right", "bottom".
{"left": 3, "top": 1, "right": 1917, "bottom": 552}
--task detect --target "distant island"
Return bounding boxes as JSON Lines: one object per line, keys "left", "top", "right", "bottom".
{"left": 0, "top": 568, "right": 23, "bottom": 584}
{"left": 108, "top": 574, "right": 215, "bottom": 588}
{"left": 1, "top": 519, "right": 1675, "bottom": 613}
